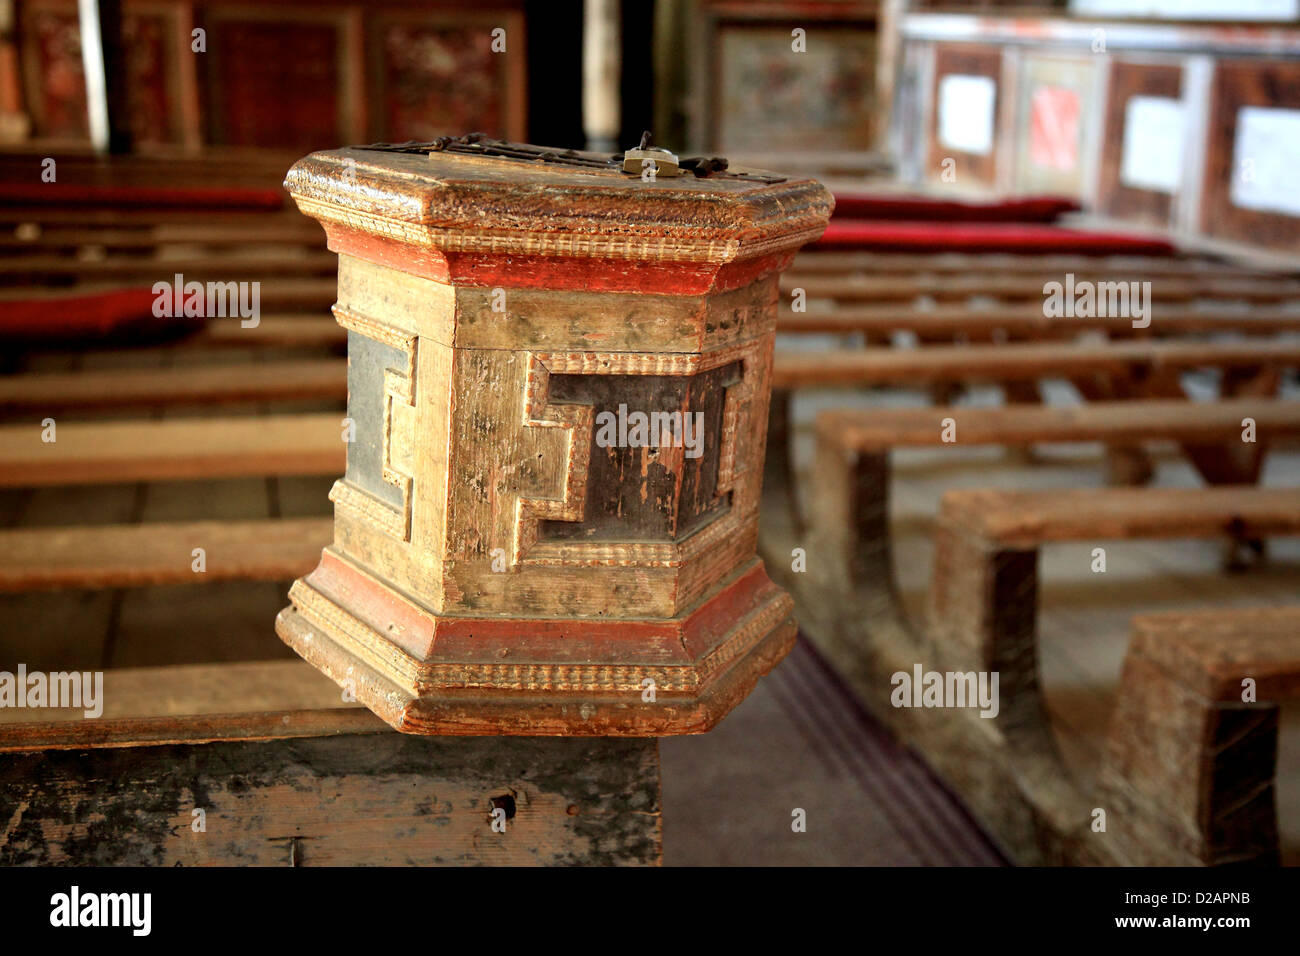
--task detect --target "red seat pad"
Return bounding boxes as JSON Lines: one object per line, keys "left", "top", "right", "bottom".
{"left": 0, "top": 287, "right": 205, "bottom": 345}
{"left": 0, "top": 183, "right": 284, "bottom": 210}
{"left": 830, "top": 194, "right": 1080, "bottom": 223}
{"left": 812, "top": 220, "right": 1177, "bottom": 256}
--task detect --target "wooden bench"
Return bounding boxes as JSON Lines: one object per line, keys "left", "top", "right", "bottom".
{"left": 0, "top": 359, "right": 346, "bottom": 413}
{"left": 780, "top": 273, "right": 1300, "bottom": 304}
{"left": 777, "top": 305, "right": 1300, "bottom": 342}
{"left": 0, "top": 413, "right": 344, "bottom": 487}
{"left": 788, "top": 251, "right": 1269, "bottom": 279}
{"left": 771, "top": 339, "right": 1300, "bottom": 390}
{"left": 0, "top": 659, "right": 660, "bottom": 865}
{"left": 927, "top": 487, "right": 1300, "bottom": 721}
{"left": 0, "top": 251, "right": 337, "bottom": 285}
{"left": 1097, "top": 607, "right": 1300, "bottom": 866}
{"left": 810, "top": 220, "right": 1179, "bottom": 255}
{"left": 799, "top": 400, "right": 1300, "bottom": 661}
{"left": 771, "top": 483, "right": 1300, "bottom": 866}
{"left": 0, "top": 517, "right": 331, "bottom": 592}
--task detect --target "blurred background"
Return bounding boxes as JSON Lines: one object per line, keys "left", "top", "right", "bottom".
{"left": 4, "top": 0, "right": 1300, "bottom": 251}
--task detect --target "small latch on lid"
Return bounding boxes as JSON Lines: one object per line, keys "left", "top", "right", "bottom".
{"left": 621, "top": 131, "right": 679, "bottom": 178}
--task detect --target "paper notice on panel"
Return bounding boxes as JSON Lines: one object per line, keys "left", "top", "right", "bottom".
{"left": 1231, "top": 106, "right": 1300, "bottom": 217}
{"left": 1119, "top": 96, "right": 1185, "bottom": 193}
{"left": 937, "top": 74, "right": 996, "bottom": 156}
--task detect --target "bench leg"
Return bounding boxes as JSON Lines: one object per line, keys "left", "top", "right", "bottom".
{"left": 928, "top": 524, "right": 1043, "bottom": 731}
{"left": 1071, "top": 373, "right": 1157, "bottom": 486}
{"left": 763, "top": 388, "right": 802, "bottom": 534}
{"left": 809, "top": 442, "right": 895, "bottom": 611}
{"left": 1097, "top": 652, "right": 1279, "bottom": 866}
{"left": 0, "top": 734, "right": 662, "bottom": 866}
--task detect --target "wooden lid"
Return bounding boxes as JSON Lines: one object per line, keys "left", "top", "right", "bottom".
{"left": 284, "top": 138, "right": 834, "bottom": 266}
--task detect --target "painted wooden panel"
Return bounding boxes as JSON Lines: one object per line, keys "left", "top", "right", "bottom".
{"left": 1013, "top": 54, "right": 1099, "bottom": 197}
{"left": 1202, "top": 58, "right": 1300, "bottom": 251}
{"left": 16, "top": 0, "right": 186, "bottom": 144}
{"left": 368, "top": 11, "right": 525, "bottom": 143}
{"left": 711, "top": 22, "right": 876, "bottom": 153}
{"left": 927, "top": 43, "right": 1002, "bottom": 187}
{"left": 203, "top": 13, "right": 345, "bottom": 149}
{"left": 1097, "top": 59, "right": 1184, "bottom": 229}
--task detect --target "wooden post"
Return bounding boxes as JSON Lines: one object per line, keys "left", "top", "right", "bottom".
{"left": 277, "top": 137, "right": 832, "bottom": 736}
{"left": 76, "top": 0, "right": 131, "bottom": 154}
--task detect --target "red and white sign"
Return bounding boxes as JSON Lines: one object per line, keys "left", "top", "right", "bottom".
{"left": 1029, "top": 85, "right": 1080, "bottom": 172}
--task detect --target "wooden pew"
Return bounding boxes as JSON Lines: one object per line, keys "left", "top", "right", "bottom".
{"left": 780, "top": 273, "right": 1300, "bottom": 304}
{"left": 777, "top": 306, "right": 1300, "bottom": 341}
{"left": 772, "top": 339, "right": 1300, "bottom": 390}
{"left": 773, "top": 483, "right": 1300, "bottom": 866}
{"left": 0, "top": 659, "right": 660, "bottom": 865}
{"left": 926, "top": 487, "right": 1300, "bottom": 718}
{"left": 0, "top": 221, "right": 323, "bottom": 253}
{"left": 0, "top": 359, "right": 346, "bottom": 413}
{"left": 0, "top": 251, "right": 337, "bottom": 285}
{"left": 1097, "top": 607, "right": 1300, "bottom": 866}
{"left": 798, "top": 398, "right": 1299, "bottom": 645}
{"left": 0, "top": 412, "right": 344, "bottom": 487}
{"left": 788, "top": 251, "right": 1271, "bottom": 279}
{"left": 0, "top": 517, "right": 331, "bottom": 592}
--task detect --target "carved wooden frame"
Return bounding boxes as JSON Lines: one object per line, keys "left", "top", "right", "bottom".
{"left": 328, "top": 305, "right": 417, "bottom": 542}
{"left": 513, "top": 338, "right": 763, "bottom": 569}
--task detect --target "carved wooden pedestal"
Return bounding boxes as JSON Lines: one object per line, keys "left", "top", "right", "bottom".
{"left": 277, "top": 139, "right": 832, "bottom": 735}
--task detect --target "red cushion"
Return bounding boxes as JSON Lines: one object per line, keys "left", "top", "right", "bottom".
{"left": 0, "top": 183, "right": 284, "bottom": 210}
{"left": 813, "top": 220, "right": 1177, "bottom": 256}
{"left": 0, "top": 287, "right": 205, "bottom": 345}
{"left": 831, "top": 193, "right": 1080, "bottom": 223}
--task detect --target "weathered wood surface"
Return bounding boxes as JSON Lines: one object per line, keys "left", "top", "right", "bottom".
{"left": 0, "top": 251, "right": 337, "bottom": 284}
{"left": 0, "top": 278, "right": 337, "bottom": 313}
{"left": 779, "top": 273, "right": 1300, "bottom": 303}
{"left": 771, "top": 339, "right": 1300, "bottom": 388}
{"left": 0, "top": 657, "right": 662, "bottom": 865}
{"left": 1098, "top": 608, "right": 1300, "bottom": 866}
{"left": 0, "top": 734, "right": 661, "bottom": 866}
{"left": 268, "top": 142, "right": 829, "bottom": 736}
{"left": 0, "top": 359, "right": 346, "bottom": 412}
{"left": 816, "top": 397, "right": 1300, "bottom": 450}
{"left": 933, "top": 486, "right": 1300, "bottom": 549}
{"left": 0, "top": 660, "right": 374, "bottom": 747}
{"left": 776, "top": 446, "right": 1300, "bottom": 866}
{"left": 0, "top": 517, "right": 330, "bottom": 591}
{"left": 0, "top": 221, "right": 322, "bottom": 251}
{"left": 0, "top": 413, "right": 343, "bottom": 487}
{"left": 0, "top": 734, "right": 660, "bottom": 866}
{"left": 788, "top": 251, "right": 1270, "bottom": 277}
{"left": 777, "top": 305, "right": 1300, "bottom": 339}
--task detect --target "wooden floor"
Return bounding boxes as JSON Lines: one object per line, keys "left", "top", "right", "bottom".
{"left": 784, "top": 377, "right": 1300, "bottom": 865}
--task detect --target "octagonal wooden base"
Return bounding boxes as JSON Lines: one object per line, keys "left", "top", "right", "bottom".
{"left": 275, "top": 555, "right": 796, "bottom": 736}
